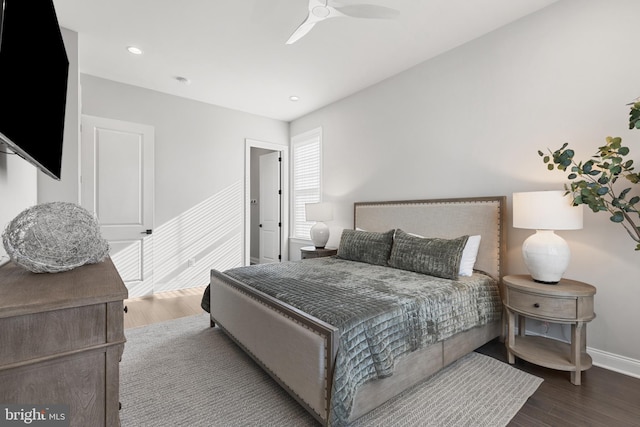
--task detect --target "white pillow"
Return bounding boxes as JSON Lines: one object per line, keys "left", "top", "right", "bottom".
{"left": 459, "top": 235, "right": 481, "bottom": 276}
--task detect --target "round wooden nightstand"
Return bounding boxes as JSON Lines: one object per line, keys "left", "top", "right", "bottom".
{"left": 300, "top": 246, "right": 337, "bottom": 260}
{"left": 502, "top": 274, "right": 596, "bottom": 385}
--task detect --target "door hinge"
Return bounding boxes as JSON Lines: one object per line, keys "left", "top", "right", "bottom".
{"left": 278, "top": 222, "right": 281, "bottom": 227}
{"left": 278, "top": 189, "right": 281, "bottom": 195}
{"left": 278, "top": 157, "right": 282, "bottom": 162}
{"left": 278, "top": 254, "right": 281, "bottom": 260}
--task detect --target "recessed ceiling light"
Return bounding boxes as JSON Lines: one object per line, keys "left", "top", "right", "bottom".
{"left": 289, "top": 96, "right": 300, "bottom": 102}
{"left": 127, "top": 46, "right": 143, "bottom": 55}
{"left": 175, "top": 76, "right": 191, "bottom": 85}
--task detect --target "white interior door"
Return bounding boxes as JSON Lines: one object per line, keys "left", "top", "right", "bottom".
{"left": 80, "top": 115, "right": 154, "bottom": 293}
{"left": 259, "top": 151, "right": 281, "bottom": 264}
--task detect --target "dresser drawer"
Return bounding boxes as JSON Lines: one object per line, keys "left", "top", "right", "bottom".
{"left": 508, "top": 288, "right": 577, "bottom": 320}
{"left": 0, "top": 304, "right": 107, "bottom": 366}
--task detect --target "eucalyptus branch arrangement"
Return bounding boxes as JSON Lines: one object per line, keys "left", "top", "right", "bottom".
{"left": 539, "top": 101, "right": 640, "bottom": 251}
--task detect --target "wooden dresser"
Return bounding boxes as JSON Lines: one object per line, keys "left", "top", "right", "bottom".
{"left": 0, "top": 258, "right": 128, "bottom": 426}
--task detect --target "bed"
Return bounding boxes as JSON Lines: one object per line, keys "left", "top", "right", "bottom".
{"left": 208, "top": 196, "right": 506, "bottom": 426}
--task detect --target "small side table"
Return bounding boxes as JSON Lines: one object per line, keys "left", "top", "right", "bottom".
{"left": 502, "top": 274, "right": 596, "bottom": 385}
{"left": 300, "top": 246, "right": 337, "bottom": 260}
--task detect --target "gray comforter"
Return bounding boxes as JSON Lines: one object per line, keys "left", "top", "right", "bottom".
{"left": 221, "top": 257, "right": 502, "bottom": 426}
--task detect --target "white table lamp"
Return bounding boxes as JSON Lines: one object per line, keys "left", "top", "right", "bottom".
{"left": 305, "top": 202, "right": 333, "bottom": 249}
{"left": 513, "top": 191, "right": 583, "bottom": 284}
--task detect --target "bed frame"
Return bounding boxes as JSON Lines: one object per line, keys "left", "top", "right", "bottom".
{"left": 209, "top": 196, "right": 506, "bottom": 425}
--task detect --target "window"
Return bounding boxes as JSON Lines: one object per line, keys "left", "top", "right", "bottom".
{"left": 291, "top": 127, "right": 322, "bottom": 240}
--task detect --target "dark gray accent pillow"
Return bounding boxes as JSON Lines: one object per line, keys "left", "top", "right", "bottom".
{"left": 389, "top": 229, "right": 469, "bottom": 280}
{"left": 337, "top": 229, "right": 395, "bottom": 266}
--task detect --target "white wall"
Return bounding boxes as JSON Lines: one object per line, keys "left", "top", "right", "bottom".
{"left": 0, "top": 28, "right": 79, "bottom": 265}
{"left": 79, "top": 74, "right": 289, "bottom": 295}
{"left": 0, "top": 155, "right": 36, "bottom": 266}
{"left": 290, "top": 0, "right": 640, "bottom": 373}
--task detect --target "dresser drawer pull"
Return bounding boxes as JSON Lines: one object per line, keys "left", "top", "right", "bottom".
{"left": 533, "top": 303, "right": 540, "bottom": 308}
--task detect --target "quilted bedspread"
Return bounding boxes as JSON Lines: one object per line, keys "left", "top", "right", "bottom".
{"left": 222, "top": 257, "right": 502, "bottom": 426}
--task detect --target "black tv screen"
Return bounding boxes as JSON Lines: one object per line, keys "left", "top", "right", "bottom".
{"left": 0, "top": 0, "right": 69, "bottom": 180}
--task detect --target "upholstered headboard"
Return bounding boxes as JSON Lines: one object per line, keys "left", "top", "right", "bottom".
{"left": 354, "top": 196, "right": 506, "bottom": 281}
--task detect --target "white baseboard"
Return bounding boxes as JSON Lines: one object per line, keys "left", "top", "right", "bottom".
{"left": 588, "top": 347, "right": 640, "bottom": 379}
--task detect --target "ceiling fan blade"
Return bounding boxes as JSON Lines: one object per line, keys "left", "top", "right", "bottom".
{"left": 286, "top": 17, "right": 318, "bottom": 45}
{"left": 334, "top": 4, "right": 399, "bottom": 19}
{"left": 286, "top": 2, "right": 342, "bottom": 45}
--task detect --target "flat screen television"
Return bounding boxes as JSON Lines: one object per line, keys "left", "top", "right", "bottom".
{"left": 0, "top": 0, "right": 69, "bottom": 180}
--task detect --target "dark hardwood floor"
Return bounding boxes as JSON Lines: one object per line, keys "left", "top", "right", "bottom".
{"left": 126, "top": 288, "right": 640, "bottom": 426}
{"left": 476, "top": 340, "right": 640, "bottom": 426}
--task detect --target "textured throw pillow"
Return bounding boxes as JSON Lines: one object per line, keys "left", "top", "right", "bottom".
{"left": 459, "top": 235, "right": 481, "bottom": 276}
{"left": 337, "top": 229, "right": 395, "bottom": 266}
{"left": 389, "top": 229, "right": 469, "bottom": 279}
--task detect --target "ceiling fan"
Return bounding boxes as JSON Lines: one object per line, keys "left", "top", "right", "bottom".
{"left": 286, "top": 0, "right": 399, "bottom": 45}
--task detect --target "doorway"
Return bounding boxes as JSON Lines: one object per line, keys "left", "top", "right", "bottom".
{"left": 245, "top": 139, "right": 288, "bottom": 266}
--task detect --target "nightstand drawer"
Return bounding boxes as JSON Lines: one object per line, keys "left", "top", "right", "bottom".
{"left": 300, "top": 246, "right": 337, "bottom": 259}
{"left": 508, "top": 288, "right": 577, "bottom": 320}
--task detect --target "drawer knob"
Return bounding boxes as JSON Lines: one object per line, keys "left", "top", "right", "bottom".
{"left": 533, "top": 303, "right": 540, "bottom": 308}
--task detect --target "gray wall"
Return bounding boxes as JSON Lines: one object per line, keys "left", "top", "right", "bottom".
{"left": 78, "top": 75, "right": 288, "bottom": 294}
{"left": 290, "top": 0, "right": 640, "bottom": 372}
{"left": 81, "top": 75, "right": 288, "bottom": 227}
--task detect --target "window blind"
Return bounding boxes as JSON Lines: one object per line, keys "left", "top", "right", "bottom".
{"left": 291, "top": 128, "right": 322, "bottom": 240}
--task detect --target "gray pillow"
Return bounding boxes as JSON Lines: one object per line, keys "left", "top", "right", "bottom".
{"left": 388, "top": 229, "right": 469, "bottom": 280}
{"left": 337, "top": 229, "right": 395, "bottom": 266}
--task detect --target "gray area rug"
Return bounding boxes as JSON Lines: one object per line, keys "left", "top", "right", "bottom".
{"left": 120, "top": 314, "right": 542, "bottom": 426}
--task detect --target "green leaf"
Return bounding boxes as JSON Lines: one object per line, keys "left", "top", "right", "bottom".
{"left": 597, "top": 187, "right": 609, "bottom": 196}
{"left": 630, "top": 196, "right": 640, "bottom": 205}
{"left": 620, "top": 188, "right": 631, "bottom": 199}
{"left": 627, "top": 173, "right": 640, "bottom": 184}
{"left": 610, "top": 212, "right": 624, "bottom": 223}
{"left": 538, "top": 150, "right": 544, "bottom": 156}
{"left": 548, "top": 164, "right": 554, "bottom": 171}
{"left": 568, "top": 173, "right": 577, "bottom": 179}
{"left": 619, "top": 146, "right": 630, "bottom": 155}
{"left": 583, "top": 161, "right": 593, "bottom": 173}
{"left": 543, "top": 155, "right": 550, "bottom": 163}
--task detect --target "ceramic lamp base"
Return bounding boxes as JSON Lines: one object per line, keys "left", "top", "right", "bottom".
{"left": 310, "top": 222, "right": 329, "bottom": 249}
{"left": 522, "top": 230, "right": 570, "bottom": 284}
